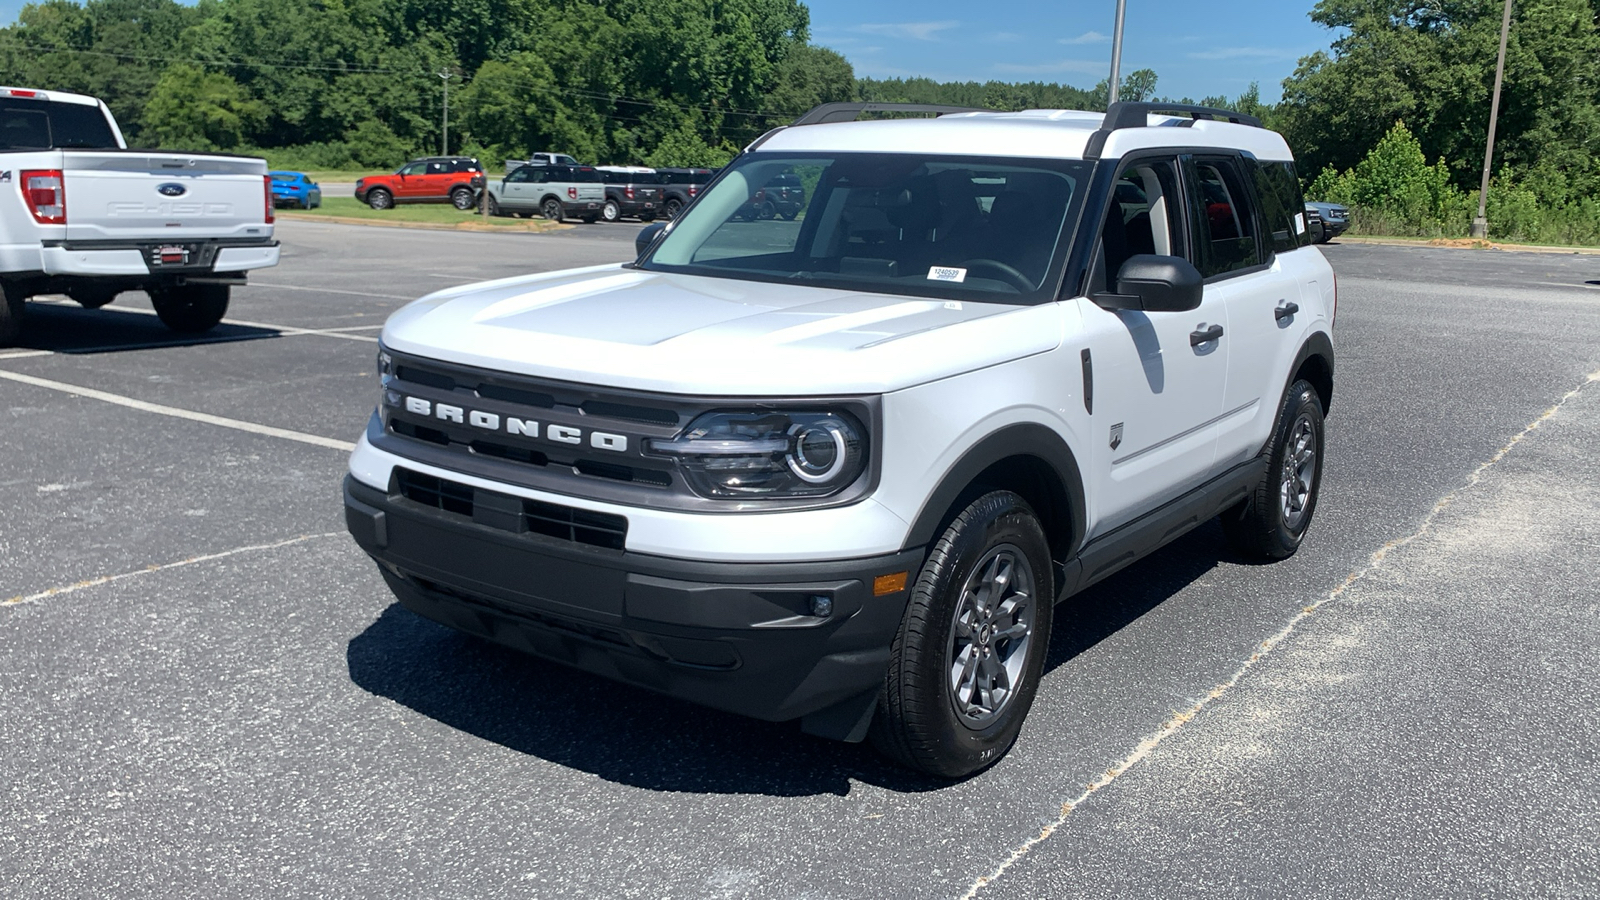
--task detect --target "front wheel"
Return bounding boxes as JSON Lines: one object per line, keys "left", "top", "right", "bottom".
{"left": 542, "top": 198, "right": 564, "bottom": 222}
{"left": 486, "top": 195, "right": 502, "bottom": 217}
{"left": 602, "top": 200, "right": 621, "bottom": 222}
{"left": 870, "top": 490, "right": 1054, "bottom": 778}
{"left": 150, "top": 284, "right": 229, "bottom": 334}
{"left": 450, "top": 187, "right": 475, "bottom": 210}
{"left": 1222, "top": 378, "right": 1325, "bottom": 559}
{"left": 366, "top": 189, "right": 393, "bottom": 210}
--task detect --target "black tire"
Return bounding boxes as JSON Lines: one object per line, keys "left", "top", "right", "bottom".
{"left": 1222, "top": 378, "right": 1325, "bottom": 560}
{"left": 664, "top": 197, "right": 683, "bottom": 219}
{"left": 581, "top": 214, "right": 599, "bottom": 224}
{"left": 486, "top": 195, "right": 502, "bottom": 217}
{"left": 779, "top": 210, "right": 798, "bottom": 221}
{"left": 150, "top": 284, "right": 229, "bottom": 334}
{"left": 0, "top": 280, "right": 25, "bottom": 346}
{"left": 639, "top": 213, "right": 656, "bottom": 223}
{"left": 450, "top": 187, "right": 475, "bottom": 210}
{"left": 69, "top": 286, "right": 118, "bottom": 309}
{"left": 542, "top": 198, "right": 564, "bottom": 222}
{"left": 602, "top": 199, "right": 621, "bottom": 222}
{"left": 870, "top": 490, "right": 1054, "bottom": 778}
{"left": 758, "top": 200, "right": 776, "bottom": 220}
{"left": 367, "top": 188, "right": 393, "bottom": 210}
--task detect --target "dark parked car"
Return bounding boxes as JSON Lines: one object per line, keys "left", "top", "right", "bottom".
{"left": 355, "top": 156, "right": 484, "bottom": 210}
{"left": 735, "top": 172, "right": 806, "bottom": 220}
{"left": 657, "top": 167, "right": 716, "bottom": 219}
{"left": 595, "top": 166, "right": 663, "bottom": 222}
{"left": 1305, "top": 201, "right": 1349, "bottom": 243}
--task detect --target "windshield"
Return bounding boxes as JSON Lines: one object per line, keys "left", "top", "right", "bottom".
{"left": 640, "top": 153, "right": 1088, "bottom": 304}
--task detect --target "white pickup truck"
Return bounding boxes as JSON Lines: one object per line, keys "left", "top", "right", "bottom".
{"left": 0, "top": 86, "right": 280, "bottom": 345}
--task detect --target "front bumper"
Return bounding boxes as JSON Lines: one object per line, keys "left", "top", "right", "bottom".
{"left": 344, "top": 474, "right": 924, "bottom": 739}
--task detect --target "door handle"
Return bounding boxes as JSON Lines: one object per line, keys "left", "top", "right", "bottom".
{"left": 1274, "top": 301, "right": 1300, "bottom": 321}
{"left": 1190, "top": 324, "right": 1224, "bottom": 346}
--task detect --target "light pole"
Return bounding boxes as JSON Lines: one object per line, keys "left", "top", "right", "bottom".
{"left": 1471, "top": 0, "right": 1514, "bottom": 239}
{"left": 439, "top": 70, "right": 455, "bottom": 156}
{"left": 1107, "top": 0, "right": 1128, "bottom": 105}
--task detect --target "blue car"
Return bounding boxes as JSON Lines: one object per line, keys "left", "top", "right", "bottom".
{"left": 269, "top": 171, "right": 321, "bottom": 209}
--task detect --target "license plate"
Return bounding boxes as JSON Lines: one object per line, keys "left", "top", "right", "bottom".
{"left": 153, "top": 245, "right": 190, "bottom": 266}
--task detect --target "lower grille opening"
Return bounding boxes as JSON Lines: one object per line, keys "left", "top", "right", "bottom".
{"left": 396, "top": 470, "right": 473, "bottom": 516}
{"left": 524, "top": 499, "right": 628, "bottom": 550}
{"left": 574, "top": 459, "right": 672, "bottom": 487}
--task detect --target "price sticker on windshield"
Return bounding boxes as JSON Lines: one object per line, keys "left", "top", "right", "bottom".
{"left": 927, "top": 266, "right": 967, "bottom": 283}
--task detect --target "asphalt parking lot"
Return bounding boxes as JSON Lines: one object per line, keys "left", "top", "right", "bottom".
{"left": 2, "top": 223, "right": 1597, "bottom": 898}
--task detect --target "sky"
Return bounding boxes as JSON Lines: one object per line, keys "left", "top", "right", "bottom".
{"left": 0, "top": 0, "right": 1336, "bottom": 104}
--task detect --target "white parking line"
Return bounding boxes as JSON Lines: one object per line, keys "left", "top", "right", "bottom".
{"left": 246, "top": 281, "right": 417, "bottom": 301}
{"left": 2, "top": 532, "right": 344, "bottom": 607}
{"left": 0, "top": 349, "right": 53, "bottom": 360}
{"left": 0, "top": 369, "right": 356, "bottom": 451}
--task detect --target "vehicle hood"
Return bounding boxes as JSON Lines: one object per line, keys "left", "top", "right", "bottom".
{"left": 381, "top": 264, "right": 1064, "bottom": 395}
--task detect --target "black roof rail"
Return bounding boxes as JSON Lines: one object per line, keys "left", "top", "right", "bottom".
{"left": 1102, "top": 101, "right": 1262, "bottom": 130}
{"left": 1084, "top": 102, "right": 1263, "bottom": 160}
{"left": 792, "top": 102, "right": 995, "bottom": 126}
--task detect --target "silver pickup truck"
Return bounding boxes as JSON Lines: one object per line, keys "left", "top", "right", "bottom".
{"left": 0, "top": 86, "right": 279, "bottom": 345}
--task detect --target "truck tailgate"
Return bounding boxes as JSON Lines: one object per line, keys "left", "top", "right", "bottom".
{"left": 62, "top": 152, "right": 272, "bottom": 242}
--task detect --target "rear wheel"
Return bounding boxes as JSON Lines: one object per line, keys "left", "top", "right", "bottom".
{"left": 870, "top": 490, "right": 1054, "bottom": 778}
{"left": 602, "top": 199, "right": 621, "bottom": 222}
{"left": 758, "top": 200, "right": 776, "bottom": 220}
{"left": 664, "top": 198, "right": 683, "bottom": 219}
{"left": 542, "top": 198, "right": 564, "bottom": 222}
{"left": 1222, "top": 378, "right": 1325, "bottom": 559}
{"left": 450, "top": 187, "right": 475, "bottom": 210}
{"left": 151, "top": 284, "right": 229, "bottom": 334}
{"left": 0, "top": 281, "right": 25, "bottom": 346}
{"left": 366, "top": 188, "right": 393, "bottom": 210}
{"left": 69, "top": 286, "right": 118, "bottom": 309}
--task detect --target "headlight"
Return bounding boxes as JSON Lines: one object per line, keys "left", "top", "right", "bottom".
{"left": 647, "top": 410, "right": 868, "bottom": 499}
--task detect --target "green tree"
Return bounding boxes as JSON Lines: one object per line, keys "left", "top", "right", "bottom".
{"left": 142, "top": 62, "right": 264, "bottom": 149}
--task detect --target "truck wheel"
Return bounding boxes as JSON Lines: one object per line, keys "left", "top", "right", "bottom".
{"left": 0, "top": 281, "right": 25, "bottom": 346}
{"left": 602, "top": 200, "right": 621, "bottom": 222}
{"left": 69, "top": 286, "right": 119, "bottom": 309}
{"left": 664, "top": 198, "right": 683, "bottom": 219}
{"left": 541, "top": 199, "right": 564, "bottom": 222}
{"left": 870, "top": 490, "right": 1054, "bottom": 778}
{"left": 450, "top": 187, "right": 474, "bottom": 210}
{"left": 1222, "top": 378, "right": 1325, "bottom": 560}
{"left": 486, "top": 195, "right": 502, "bottom": 217}
{"left": 151, "top": 284, "right": 229, "bottom": 334}
{"left": 367, "top": 189, "right": 393, "bottom": 210}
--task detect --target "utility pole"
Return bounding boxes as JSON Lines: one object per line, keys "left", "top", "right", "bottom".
{"left": 438, "top": 69, "right": 455, "bottom": 156}
{"left": 1471, "top": 0, "right": 1514, "bottom": 239}
{"left": 1107, "top": 0, "right": 1128, "bottom": 105}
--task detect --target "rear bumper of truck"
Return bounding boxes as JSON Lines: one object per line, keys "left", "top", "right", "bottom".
{"left": 343, "top": 473, "right": 923, "bottom": 741}
{"left": 36, "top": 238, "right": 279, "bottom": 277}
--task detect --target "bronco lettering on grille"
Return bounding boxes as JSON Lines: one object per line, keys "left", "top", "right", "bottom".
{"left": 401, "top": 395, "right": 628, "bottom": 452}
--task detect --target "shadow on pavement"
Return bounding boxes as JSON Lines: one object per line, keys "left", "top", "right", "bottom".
{"left": 17, "top": 299, "right": 280, "bottom": 354}
{"left": 346, "top": 525, "right": 1228, "bottom": 796}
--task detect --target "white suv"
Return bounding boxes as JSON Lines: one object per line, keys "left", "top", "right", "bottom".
{"left": 343, "top": 102, "right": 1336, "bottom": 777}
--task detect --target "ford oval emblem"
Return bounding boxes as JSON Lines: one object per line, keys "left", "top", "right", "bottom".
{"left": 156, "top": 183, "right": 187, "bottom": 197}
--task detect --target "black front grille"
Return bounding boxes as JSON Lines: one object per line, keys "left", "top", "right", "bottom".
{"left": 395, "top": 468, "right": 627, "bottom": 550}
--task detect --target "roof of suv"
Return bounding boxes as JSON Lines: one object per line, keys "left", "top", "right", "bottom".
{"left": 757, "top": 109, "right": 1294, "bottom": 162}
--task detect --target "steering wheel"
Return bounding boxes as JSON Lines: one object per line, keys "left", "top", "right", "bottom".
{"left": 960, "top": 259, "right": 1033, "bottom": 292}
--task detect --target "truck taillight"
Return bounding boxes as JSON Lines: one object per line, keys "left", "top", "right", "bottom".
{"left": 625, "top": 186, "right": 635, "bottom": 200}
{"left": 263, "top": 175, "right": 275, "bottom": 224}
{"left": 21, "top": 170, "right": 65, "bottom": 225}
{"left": 688, "top": 186, "right": 699, "bottom": 197}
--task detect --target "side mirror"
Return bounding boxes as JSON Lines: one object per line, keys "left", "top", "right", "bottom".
{"left": 635, "top": 222, "right": 668, "bottom": 259}
{"left": 1093, "top": 255, "right": 1203, "bottom": 312}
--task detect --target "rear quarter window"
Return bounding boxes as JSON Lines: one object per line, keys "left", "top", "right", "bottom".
{"left": 1250, "top": 159, "right": 1311, "bottom": 252}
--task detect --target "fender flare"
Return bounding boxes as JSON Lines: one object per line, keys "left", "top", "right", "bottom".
{"left": 1288, "top": 330, "right": 1335, "bottom": 414}
{"left": 901, "top": 422, "right": 1086, "bottom": 557}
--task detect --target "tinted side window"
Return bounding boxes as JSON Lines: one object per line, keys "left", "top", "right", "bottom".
{"left": 425, "top": 161, "right": 448, "bottom": 175}
{"left": 1187, "top": 158, "right": 1262, "bottom": 279}
{"left": 572, "top": 167, "right": 601, "bottom": 183}
{"left": 1251, "top": 159, "right": 1310, "bottom": 252}
{"left": 506, "top": 167, "right": 532, "bottom": 183}
{"left": 546, "top": 165, "right": 571, "bottom": 181}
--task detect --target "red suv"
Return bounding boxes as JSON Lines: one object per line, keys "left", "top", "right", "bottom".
{"left": 356, "top": 157, "right": 484, "bottom": 210}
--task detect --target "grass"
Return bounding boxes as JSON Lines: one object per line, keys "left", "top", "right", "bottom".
{"left": 278, "top": 197, "right": 561, "bottom": 231}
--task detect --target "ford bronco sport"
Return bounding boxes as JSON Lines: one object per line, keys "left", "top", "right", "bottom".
{"left": 343, "top": 102, "right": 1336, "bottom": 777}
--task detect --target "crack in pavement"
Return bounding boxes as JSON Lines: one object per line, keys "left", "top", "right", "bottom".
{"left": 958, "top": 366, "right": 1600, "bottom": 900}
